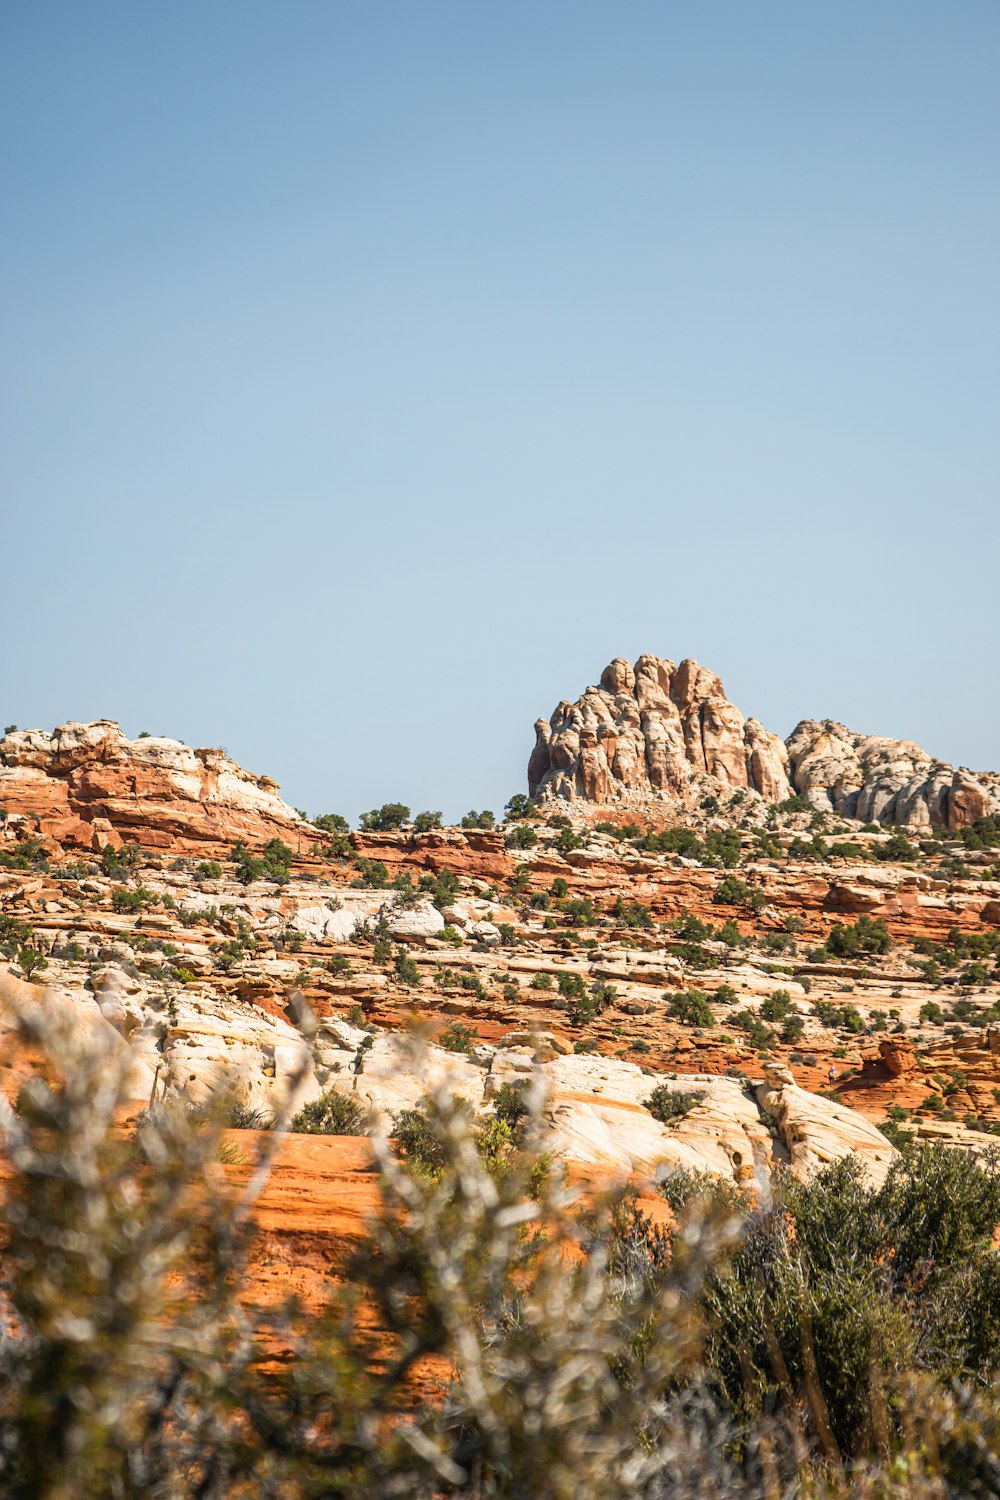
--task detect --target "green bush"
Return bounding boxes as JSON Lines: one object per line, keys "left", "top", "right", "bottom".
{"left": 394, "top": 947, "right": 422, "bottom": 987}
{"left": 460, "top": 809, "right": 495, "bottom": 830}
{"left": 438, "top": 1021, "right": 479, "bottom": 1054}
{"left": 825, "top": 915, "right": 892, "bottom": 957}
{"left": 412, "top": 810, "right": 443, "bottom": 832}
{"left": 555, "top": 826, "right": 584, "bottom": 853}
{"left": 111, "top": 885, "right": 153, "bottom": 913}
{"left": 667, "top": 989, "right": 714, "bottom": 1028}
{"left": 16, "top": 947, "right": 48, "bottom": 982}
{"left": 732, "top": 1009, "right": 774, "bottom": 1051}
{"left": 503, "top": 793, "right": 538, "bottom": 820}
{"left": 610, "top": 896, "right": 654, "bottom": 929}
{"left": 353, "top": 856, "right": 389, "bottom": 889}
{"left": 781, "top": 1014, "right": 805, "bottom": 1043}
{"left": 760, "top": 989, "right": 794, "bottom": 1022}
{"left": 313, "top": 812, "right": 349, "bottom": 834}
{"left": 291, "top": 1089, "right": 370, "bottom": 1136}
{"left": 231, "top": 838, "right": 292, "bottom": 885}
{"left": 712, "top": 875, "right": 751, "bottom": 907}
{"left": 359, "top": 802, "right": 410, "bottom": 832}
{"left": 642, "top": 1083, "right": 701, "bottom": 1124}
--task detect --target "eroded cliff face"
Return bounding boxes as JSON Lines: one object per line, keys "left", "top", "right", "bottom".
{"left": 0, "top": 721, "right": 305, "bottom": 854}
{"left": 785, "top": 719, "right": 1000, "bottom": 830}
{"left": 528, "top": 654, "right": 791, "bottom": 811}
{"left": 529, "top": 654, "right": 1000, "bottom": 830}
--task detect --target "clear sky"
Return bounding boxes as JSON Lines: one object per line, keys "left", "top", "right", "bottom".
{"left": 3, "top": 3, "right": 998, "bottom": 823}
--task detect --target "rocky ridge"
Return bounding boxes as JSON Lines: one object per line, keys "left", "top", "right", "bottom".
{"left": 530, "top": 654, "right": 1000, "bottom": 830}
{"left": 0, "top": 721, "right": 305, "bottom": 855}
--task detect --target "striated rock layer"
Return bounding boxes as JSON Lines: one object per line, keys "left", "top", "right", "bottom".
{"left": 0, "top": 721, "right": 305, "bottom": 855}
{"left": 529, "top": 654, "right": 1000, "bottom": 830}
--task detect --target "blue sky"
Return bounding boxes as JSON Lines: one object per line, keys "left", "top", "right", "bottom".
{"left": 3, "top": 3, "right": 998, "bottom": 822}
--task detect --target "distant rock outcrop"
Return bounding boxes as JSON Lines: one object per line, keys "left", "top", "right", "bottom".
{"left": 0, "top": 721, "right": 305, "bottom": 855}
{"left": 785, "top": 719, "right": 1000, "bottom": 829}
{"left": 528, "top": 654, "right": 792, "bottom": 811}
{"left": 529, "top": 654, "right": 1000, "bottom": 829}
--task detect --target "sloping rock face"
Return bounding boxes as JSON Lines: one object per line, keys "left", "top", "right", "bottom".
{"left": 786, "top": 720, "right": 1000, "bottom": 830}
{"left": 0, "top": 976, "right": 896, "bottom": 1189}
{"left": 530, "top": 655, "right": 1000, "bottom": 829}
{"left": 0, "top": 721, "right": 305, "bottom": 855}
{"left": 528, "top": 654, "right": 792, "bottom": 811}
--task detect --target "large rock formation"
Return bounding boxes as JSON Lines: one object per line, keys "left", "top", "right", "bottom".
{"left": 528, "top": 654, "right": 792, "bottom": 812}
{"left": 0, "top": 721, "right": 305, "bottom": 855}
{"left": 529, "top": 654, "right": 1000, "bottom": 829}
{"left": 785, "top": 719, "right": 1000, "bottom": 829}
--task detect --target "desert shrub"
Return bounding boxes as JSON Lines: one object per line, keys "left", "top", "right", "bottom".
{"left": 610, "top": 896, "right": 654, "bottom": 929}
{"left": 101, "top": 841, "right": 142, "bottom": 876}
{"left": 227, "top": 1099, "right": 272, "bottom": 1130}
{"left": 390, "top": 1099, "right": 456, "bottom": 1176}
{"left": 110, "top": 885, "right": 153, "bottom": 913}
{"left": 417, "top": 868, "right": 461, "bottom": 909}
{"left": 359, "top": 802, "right": 410, "bottom": 831}
{"left": 0, "top": 920, "right": 35, "bottom": 954}
{"left": 557, "top": 971, "right": 587, "bottom": 1001}
{"left": 643, "top": 1083, "right": 701, "bottom": 1123}
{"left": 461, "top": 809, "right": 496, "bottom": 830}
{"left": 231, "top": 838, "right": 292, "bottom": 884}
{"left": 353, "top": 856, "right": 389, "bottom": 889}
{"left": 313, "top": 811, "right": 350, "bottom": 834}
{"left": 712, "top": 875, "right": 751, "bottom": 907}
{"left": 825, "top": 915, "right": 892, "bottom": 957}
{"left": 556, "top": 897, "right": 594, "bottom": 927}
{"left": 291, "top": 1089, "right": 370, "bottom": 1136}
{"left": 760, "top": 989, "right": 794, "bottom": 1022}
{"left": 505, "top": 823, "right": 538, "bottom": 849}
{"left": 781, "top": 1014, "right": 805, "bottom": 1043}
{"left": 489, "top": 1080, "right": 531, "bottom": 1139}
{"left": 503, "top": 793, "right": 538, "bottom": 820}
{"left": 702, "top": 829, "right": 743, "bottom": 868}
{"left": 648, "top": 1147, "right": 1000, "bottom": 1460}
{"left": 874, "top": 832, "right": 920, "bottom": 861}
{"left": 388, "top": 873, "right": 421, "bottom": 909}
{"left": 732, "top": 1009, "right": 774, "bottom": 1050}
{"left": 555, "top": 826, "right": 584, "bottom": 853}
{"left": 638, "top": 825, "right": 703, "bottom": 858}
{"left": 438, "top": 1021, "right": 479, "bottom": 1054}
{"left": 412, "top": 810, "right": 443, "bottom": 832}
{"left": 394, "top": 947, "right": 422, "bottom": 987}
{"left": 667, "top": 989, "right": 714, "bottom": 1028}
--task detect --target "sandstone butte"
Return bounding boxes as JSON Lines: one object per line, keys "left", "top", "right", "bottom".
{"left": 1, "top": 657, "right": 999, "bottom": 1320}
{"left": 529, "top": 651, "right": 1000, "bottom": 830}
{"left": 0, "top": 721, "right": 307, "bottom": 857}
